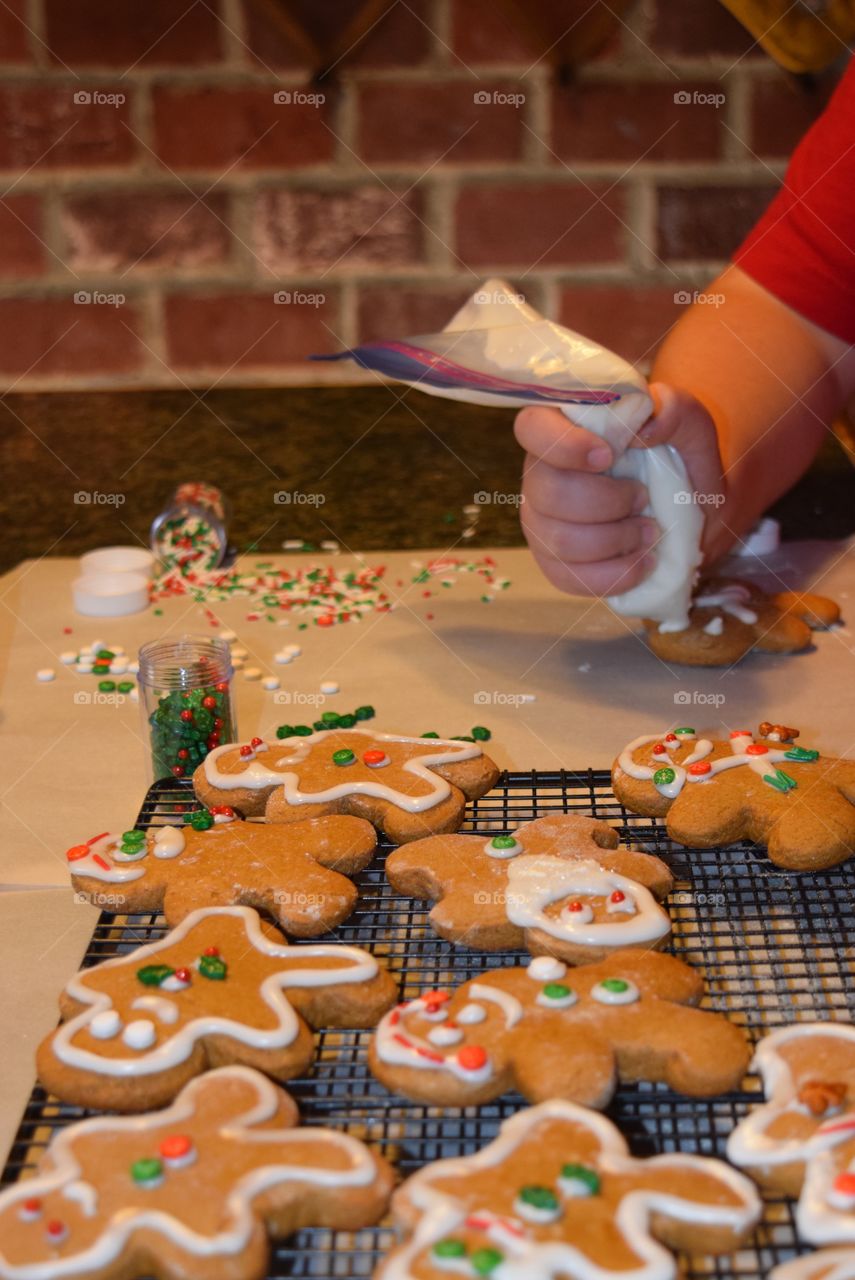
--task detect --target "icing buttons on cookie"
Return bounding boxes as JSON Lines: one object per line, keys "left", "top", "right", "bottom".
{"left": 89, "top": 1010, "right": 122, "bottom": 1040}
{"left": 122, "top": 1019, "right": 157, "bottom": 1050}
{"left": 591, "top": 978, "right": 640, "bottom": 1006}
{"left": 484, "top": 834, "right": 522, "bottom": 859}
{"left": 536, "top": 983, "right": 578, "bottom": 1010}
{"left": 527, "top": 957, "right": 567, "bottom": 983}
{"left": 560, "top": 901, "right": 594, "bottom": 927}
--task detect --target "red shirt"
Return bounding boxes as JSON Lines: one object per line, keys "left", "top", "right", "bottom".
{"left": 734, "top": 59, "right": 855, "bottom": 344}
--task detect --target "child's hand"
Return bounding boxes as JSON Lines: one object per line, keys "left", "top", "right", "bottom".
{"left": 514, "top": 383, "right": 724, "bottom": 598}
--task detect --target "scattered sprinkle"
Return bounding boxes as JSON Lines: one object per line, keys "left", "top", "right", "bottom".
{"left": 243, "top": 667, "right": 262, "bottom": 681}
{"left": 59, "top": 651, "right": 77, "bottom": 665}
{"left": 320, "top": 680, "right": 339, "bottom": 695}
{"left": 36, "top": 668, "right": 56, "bottom": 682}
{"left": 262, "top": 676, "right": 280, "bottom": 691}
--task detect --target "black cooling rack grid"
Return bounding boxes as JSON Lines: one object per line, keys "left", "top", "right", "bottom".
{"left": 4, "top": 769, "right": 854, "bottom": 1278}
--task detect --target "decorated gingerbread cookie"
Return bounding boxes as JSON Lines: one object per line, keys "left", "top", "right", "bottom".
{"left": 772, "top": 1250, "right": 855, "bottom": 1280}
{"left": 368, "top": 949, "right": 750, "bottom": 1109}
{"left": 644, "top": 577, "right": 840, "bottom": 666}
{"left": 728, "top": 1022, "right": 855, "bottom": 1250}
{"left": 67, "top": 809, "right": 376, "bottom": 934}
{"left": 0, "top": 1065, "right": 393, "bottom": 1280}
{"left": 385, "top": 814, "right": 674, "bottom": 962}
{"left": 376, "top": 1098, "right": 761, "bottom": 1280}
{"left": 612, "top": 724, "right": 855, "bottom": 871}
{"left": 36, "top": 906, "right": 398, "bottom": 1112}
{"left": 192, "top": 729, "right": 500, "bottom": 842}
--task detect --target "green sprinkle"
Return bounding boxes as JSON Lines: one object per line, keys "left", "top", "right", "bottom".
{"left": 131, "top": 1157, "right": 163, "bottom": 1185}
{"left": 117, "top": 680, "right": 134, "bottom": 693}
{"left": 333, "top": 748, "right": 356, "bottom": 766}
{"left": 292, "top": 725, "right": 312, "bottom": 736}
{"left": 338, "top": 714, "right": 356, "bottom": 728}
{"left": 601, "top": 978, "right": 629, "bottom": 993}
{"left": 321, "top": 711, "right": 340, "bottom": 725}
{"left": 519, "top": 1185, "right": 560, "bottom": 1211}
{"left": 653, "top": 766, "right": 676, "bottom": 786}
{"left": 96, "top": 650, "right": 114, "bottom": 660}
{"left": 674, "top": 726, "right": 695, "bottom": 736}
{"left": 421, "top": 731, "right": 439, "bottom": 738}
{"left": 199, "top": 954, "right": 227, "bottom": 980}
{"left": 355, "top": 705, "right": 375, "bottom": 720}
{"left": 560, "top": 1163, "right": 600, "bottom": 1194}
{"left": 313, "top": 720, "right": 326, "bottom": 732}
{"left": 276, "top": 725, "right": 295, "bottom": 739}
{"left": 98, "top": 680, "right": 116, "bottom": 693}
{"left": 451, "top": 735, "right": 475, "bottom": 741}
{"left": 471, "top": 726, "right": 491, "bottom": 741}
{"left": 785, "top": 747, "right": 819, "bottom": 762}
{"left": 154, "top": 609, "right": 163, "bottom": 616}
{"left": 137, "top": 964, "right": 174, "bottom": 987}
{"left": 122, "top": 829, "right": 145, "bottom": 844}
{"left": 490, "top": 835, "right": 518, "bottom": 850}
{"left": 433, "top": 1239, "right": 467, "bottom": 1259}
{"left": 543, "top": 983, "right": 571, "bottom": 999}
{"left": 189, "top": 810, "right": 214, "bottom": 831}
{"left": 471, "top": 1248, "right": 504, "bottom": 1275}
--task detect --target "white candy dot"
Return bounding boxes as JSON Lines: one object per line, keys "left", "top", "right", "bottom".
{"left": 130, "top": 688, "right": 139, "bottom": 703}
{"left": 219, "top": 629, "right": 237, "bottom": 642}
{"left": 283, "top": 644, "right": 301, "bottom": 657}
{"left": 128, "top": 661, "right": 140, "bottom": 674}
{"left": 527, "top": 957, "right": 567, "bottom": 983}
{"left": 76, "top": 662, "right": 94, "bottom": 673}
{"left": 231, "top": 646, "right": 248, "bottom": 659}
{"left": 243, "top": 667, "right": 262, "bottom": 681}
{"left": 90, "top": 1010, "right": 122, "bottom": 1039}
{"left": 428, "top": 1025, "right": 463, "bottom": 1047}
{"left": 274, "top": 652, "right": 293, "bottom": 665}
{"left": 36, "top": 668, "right": 56, "bottom": 682}
{"left": 109, "top": 660, "right": 128, "bottom": 675}
{"left": 320, "top": 680, "right": 339, "bottom": 695}
{"left": 80, "top": 644, "right": 94, "bottom": 656}
{"left": 231, "top": 656, "right": 244, "bottom": 669}
{"left": 263, "top": 676, "right": 280, "bottom": 691}
{"left": 90, "top": 639, "right": 104, "bottom": 652}
{"left": 110, "top": 644, "right": 125, "bottom": 656}
{"left": 122, "top": 1019, "right": 156, "bottom": 1050}
{"left": 60, "top": 651, "right": 77, "bottom": 665}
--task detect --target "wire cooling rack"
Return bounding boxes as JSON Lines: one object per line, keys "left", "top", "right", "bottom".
{"left": 3, "top": 769, "right": 854, "bottom": 1278}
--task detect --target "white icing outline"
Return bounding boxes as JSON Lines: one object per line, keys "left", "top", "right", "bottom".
{"left": 51, "top": 907, "right": 378, "bottom": 1077}
{"left": 202, "top": 729, "right": 482, "bottom": 813}
{"left": 380, "top": 1098, "right": 760, "bottom": 1280}
{"left": 770, "top": 1249, "right": 855, "bottom": 1280}
{"left": 0, "top": 1066, "right": 377, "bottom": 1278}
{"left": 617, "top": 731, "right": 812, "bottom": 801}
{"left": 505, "top": 857, "right": 669, "bottom": 947}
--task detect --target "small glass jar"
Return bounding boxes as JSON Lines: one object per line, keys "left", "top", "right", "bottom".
{"left": 150, "top": 482, "right": 231, "bottom": 571}
{"left": 138, "top": 635, "right": 236, "bottom": 782}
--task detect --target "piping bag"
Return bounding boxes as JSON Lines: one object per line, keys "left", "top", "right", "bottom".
{"left": 314, "top": 278, "right": 703, "bottom": 630}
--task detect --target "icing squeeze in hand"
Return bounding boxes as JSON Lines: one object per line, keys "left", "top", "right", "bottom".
{"left": 314, "top": 278, "right": 704, "bottom": 630}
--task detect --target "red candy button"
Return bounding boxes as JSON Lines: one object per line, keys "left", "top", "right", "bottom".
{"left": 45, "top": 1221, "right": 66, "bottom": 1239}
{"left": 203, "top": 947, "right": 220, "bottom": 957}
{"left": 22, "top": 1198, "right": 42, "bottom": 1216}
{"left": 363, "top": 749, "right": 387, "bottom": 766}
{"left": 66, "top": 845, "right": 91, "bottom": 862}
{"left": 833, "top": 1172, "right": 855, "bottom": 1196}
{"left": 688, "top": 761, "right": 712, "bottom": 775}
{"left": 610, "top": 890, "right": 625, "bottom": 904}
{"left": 159, "top": 1134, "right": 193, "bottom": 1162}
{"left": 745, "top": 744, "right": 768, "bottom": 755}
{"left": 730, "top": 730, "right": 750, "bottom": 738}
{"left": 567, "top": 901, "right": 584, "bottom": 913}
{"left": 457, "top": 1045, "right": 488, "bottom": 1071}
{"left": 239, "top": 745, "right": 253, "bottom": 757}
{"left": 174, "top": 968, "right": 192, "bottom": 983}
{"left": 664, "top": 733, "right": 677, "bottom": 742}
{"left": 250, "top": 737, "right": 263, "bottom": 748}
{"left": 652, "top": 743, "right": 666, "bottom": 754}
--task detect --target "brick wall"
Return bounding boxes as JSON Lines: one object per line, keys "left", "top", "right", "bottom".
{"left": 0, "top": 0, "right": 842, "bottom": 390}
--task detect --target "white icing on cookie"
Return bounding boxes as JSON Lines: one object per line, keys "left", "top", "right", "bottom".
{"left": 505, "top": 857, "right": 669, "bottom": 947}
{"left": 526, "top": 957, "right": 567, "bottom": 983}
{"left": 617, "top": 730, "right": 810, "bottom": 801}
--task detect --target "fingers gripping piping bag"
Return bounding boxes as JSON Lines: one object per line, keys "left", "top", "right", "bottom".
{"left": 315, "top": 278, "right": 704, "bottom": 628}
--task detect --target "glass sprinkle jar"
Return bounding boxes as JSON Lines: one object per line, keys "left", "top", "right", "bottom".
{"left": 138, "top": 635, "right": 236, "bottom": 782}
{"left": 150, "top": 482, "right": 231, "bottom": 572}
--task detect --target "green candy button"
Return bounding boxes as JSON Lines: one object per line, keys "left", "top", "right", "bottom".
{"left": 131, "top": 1157, "right": 162, "bottom": 1185}
{"left": 332, "top": 748, "right": 356, "bottom": 766}
{"left": 471, "top": 726, "right": 491, "bottom": 741}
{"left": 653, "top": 766, "right": 676, "bottom": 786}
{"left": 674, "top": 726, "right": 695, "bottom": 735}
{"left": 519, "top": 1185, "right": 559, "bottom": 1211}
{"left": 276, "top": 725, "right": 295, "bottom": 739}
{"left": 561, "top": 1163, "right": 600, "bottom": 1194}
{"left": 355, "top": 706, "right": 375, "bottom": 720}
{"left": 199, "top": 954, "right": 227, "bottom": 980}
{"left": 137, "top": 964, "right": 174, "bottom": 987}
{"left": 433, "top": 1239, "right": 467, "bottom": 1259}
{"left": 601, "top": 978, "right": 629, "bottom": 993}
{"left": 122, "top": 830, "right": 145, "bottom": 844}
{"left": 543, "top": 983, "right": 571, "bottom": 1000}
{"left": 471, "top": 1248, "right": 504, "bottom": 1275}
{"left": 189, "top": 810, "right": 214, "bottom": 831}
{"left": 490, "top": 835, "right": 518, "bottom": 849}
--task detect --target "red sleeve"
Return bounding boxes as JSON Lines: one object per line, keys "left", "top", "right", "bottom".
{"left": 733, "top": 60, "right": 855, "bottom": 344}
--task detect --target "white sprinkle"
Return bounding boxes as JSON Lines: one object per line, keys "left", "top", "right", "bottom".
{"left": 36, "top": 668, "right": 56, "bottom": 682}
{"left": 110, "top": 660, "right": 128, "bottom": 675}
{"left": 283, "top": 644, "right": 301, "bottom": 657}
{"left": 76, "top": 662, "right": 94, "bottom": 673}
{"left": 461, "top": 527, "right": 476, "bottom": 539}
{"left": 230, "top": 646, "right": 248, "bottom": 660}
{"left": 130, "top": 687, "right": 139, "bottom": 703}
{"left": 274, "top": 652, "right": 293, "bottom": 665}
{"left": 243, "top": 666, "right": 262, "bottom": 681}
{"left": 276, "top": 618, "right": 290, "bottom": 627}
{"left": 320, "top": 680, "right": 339, "bottom": 695}
{"left": 283, "top": 539, "right": 304, "bottom": 550}
{"left": 79, "top": 645, "right": 93, "bottom": 656}
{"left": 60, "top": 651, "right": 77, "bottom": 665}
{"left": 128, "top": 660, "right": 140, "bottom": 674}
{"left": 577, "top": 663, "right": 591, "bottom": 673}
{"left": 262, "top": 676, "right": 280, "bottom": 691}
{"left": 109, "top": 644, "right": 125, "bottom": 656}
{"left": 231, "top": 656, "right": 244, "bottom": 669}
{"left": 219, "top": 629, "right": 237, "bottom": 642}
{"left": 90, "top": 639, "right": 104, "bottom": 653}
{"left": 320, "top": 540, "right": 339, "bottom": 552}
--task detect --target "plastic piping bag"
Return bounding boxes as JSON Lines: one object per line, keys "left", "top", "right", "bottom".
{"left": 314, "top": 278, "right": 703, "bottom": 630}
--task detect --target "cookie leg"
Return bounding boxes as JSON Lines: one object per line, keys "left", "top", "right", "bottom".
{"left": 509, "top": 1025, "right": 618, "bottom": 1108}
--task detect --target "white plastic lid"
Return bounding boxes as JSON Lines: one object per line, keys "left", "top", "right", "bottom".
{"left": 72, "top": 571, "right": 150, "bottom": 617}
{"left": 80, "top": 546, "right": 155, "bottom": 576}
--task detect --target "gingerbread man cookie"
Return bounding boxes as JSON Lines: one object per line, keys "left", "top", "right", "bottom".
{"left": 66, "top": 809, "right": 376, "bottom": 934}
{"left": 192, "top": 729, "right": 499, "bottom": 842}
{"left": 772, "top": 1250, "right": 855, "bottom": 1280}
{"left": 613, "top": 725, "right": 855, "bottom": 871}
{"left": 37, "top": 906, "right": 398, "bottom": 1112}
{"left": 644, "top": 577, "right": 840, "bottom": 666}
{"left": 369, "top": 949, "right": 750, "bottom": 1109}
{"left": 386, "top": 814, "right": 674, "bottom": 962}
{"left": 0, "top": 1065, "right": 393, "bottom": 1280}
{"left": 376, "top": 1098, "right": 760, "bottom": 1280}
{"left": 728, "top": 1022, "right": 855, "bottom": 1250}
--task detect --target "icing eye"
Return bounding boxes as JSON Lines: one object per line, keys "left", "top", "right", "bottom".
{"left": 484, "top": 834, "right": 522, "bottom": 859}
{"left": 514, "top": 1185, "right": 562, "bottom": 1224}
{"left": 536, "top": 983, "right": 577, "bottom": 1010}
{"left": 427, "top": 1025, "right": 463, "bottom": 1047}
{"left": 591, "top": 978, "right": 640, "bottom": 1006}
{"left": 122, "top": 1019, "right": 157, "bottom": 1050}
{"left": 527, "top": 957, "right": 567, "bottom": 983}
{"left": 456, "top": 1003, "right": 486, "bottom": 1025}
{"left": 363, "top": 748, "right": 390, "bottom": 768}
{"left": 89, "top": 1010, "right": 122, "bottom": 1040}
{"left": 606, "top": 890, "right": 635, "bottom": 916}
{"left": 18, "top": 1198, "right": 42, "bottom": 1222}
{"left": 560, "top": 901, "right": 593, "bottom": 927}
{"left": 559, "top": 1163, "right": 601, "bottom": 1197}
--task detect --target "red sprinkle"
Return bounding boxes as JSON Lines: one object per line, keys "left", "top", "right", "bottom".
{"left": 203, "top": 946, "right": 220, "bottom": 957}
{"left": 664, "top": 733, "right": 677, "bottom": 742}
{"left": 652, "top": 743, "right": 666, "bottom": 754}
{"left": 833, "top": 1172, "right": 855, "bottom": 1196}
{"left": 202, "top": 696, "right": 216, "bottom": 709}
{"left": 174, "top": 968, "right": 191, "bottom": 983}
{"left": 457, "top": 1044, "right": 488, "bottom": 1071}
{"left": 250, "top": 737, "right": 263, "bottom": 748}
{"left": 316, "top": 615, "right": 334, "bottom": 627}
{"left": 215, "top": 683, "right": 227, "bottom": 693}
{"left": 180, "top": 709, "right": 193, "bottom": 722}
{"left": 45, "top": 1221, "right": 65, "bottom": 1238}
{"left": 172, "top": 765, "right": 185, "bottom": 777}
{"left": 567, "top": 901, "right": 584, "bottom": 913}
{"left": 92, "top": 854, "right": 110, "bottom": 870}
{"left": 177, "top": 748, "right": 189, "bottom": 760}
{"left": 22, "top": 1198, "right": 42, "bottom": 1214}
{"left": 745, "top": 744, "right": 768, "bottom": 755}
{"left": 239, "top": 745, "right": 253, "bottom": 757}
{"left": 688, "top": 760, "right": 712, "bottom": 775}
{"left": 610, "top": 890, "right": 625, "bottom": 904}
{"left": 159, "top": 1134, "right": 193, "bottom": 1161}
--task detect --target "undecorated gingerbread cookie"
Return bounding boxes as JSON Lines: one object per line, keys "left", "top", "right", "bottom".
{"left": 37, "top": 905, "right": 398, "bottom": 1112}
{"left": 369, "top": 949, "right": 750, "bottom": 1109}
{"left": 728, "top": 1022, "right": 855, "bottom": 1249}
{"left": 385, "top": 814, "right": 674, "bottom": 962}
{"left": 376, "top": 1098, "right": 760, "bottom": 1280}
{"left": 644, "top": 577, "right": 840, "bottom": 666}
{"left": 66, "top": 809, "right": 376, "bottom": 933}
{"left": 0, "top": 1066, "right": 393, "bottom": 1280}
{"left": 613, "top": 725, "right": 855, "bottom": 871}
{"left": 192, "top": 729, "right": 499, "bottom": 842}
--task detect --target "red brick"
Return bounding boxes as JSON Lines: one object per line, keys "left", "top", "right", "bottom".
{"left": 61, "top": 190, "right": 231, "bottom": 272}
{"left": 558, "top": 283, "right": 680, "bottom": 366}
{"left": 0, "top": 85, "right": 136, "bottom": 170}
{"left": 356, "top": 284, "right": 476, "bottom": 343}
{"left": 0, "top": 195, "right": 45, "bottom": 277}
{"left": 0, "top": 296, "right": 143, "bottom": 377}
{"left": 750, "top": 73, "right": 835, "bottom": 158}
{"left": 455, "top": 182, "right": 625, "bottom": 268}
{"left": 357, "top": 81, "right": 526, "bottom": 165}
{"left": 650, "top": 0, "right": 759, "bottom": 57}
{"left": 152, "top": 86, "right": 333, "bottom": 172}
{"left": 44, "top": 0, "right": 222, "bottom": 66}
{"left": 552, "top": 81, "right": 722, "bottom": 163}
{"left": 657, "top": 184, "right": 778, "bottom": 260}
{"left": 450, "top": 0, "right": 621, "bottom": 65}
{"left": 0, "top": 0, "right": 32, "bottom": 63}
{"left": 164, "top": 290, "right": 338, "bottom": 369}
{"left": 254, "top": 186, "right": 425, "bottom": 271}
{"left": 243, "top": 0, "right": 431, "bottom": 69}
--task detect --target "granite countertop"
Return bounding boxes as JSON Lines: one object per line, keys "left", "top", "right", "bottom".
{"left": 2, "top": 385, "right": 852, "bottom": 572}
